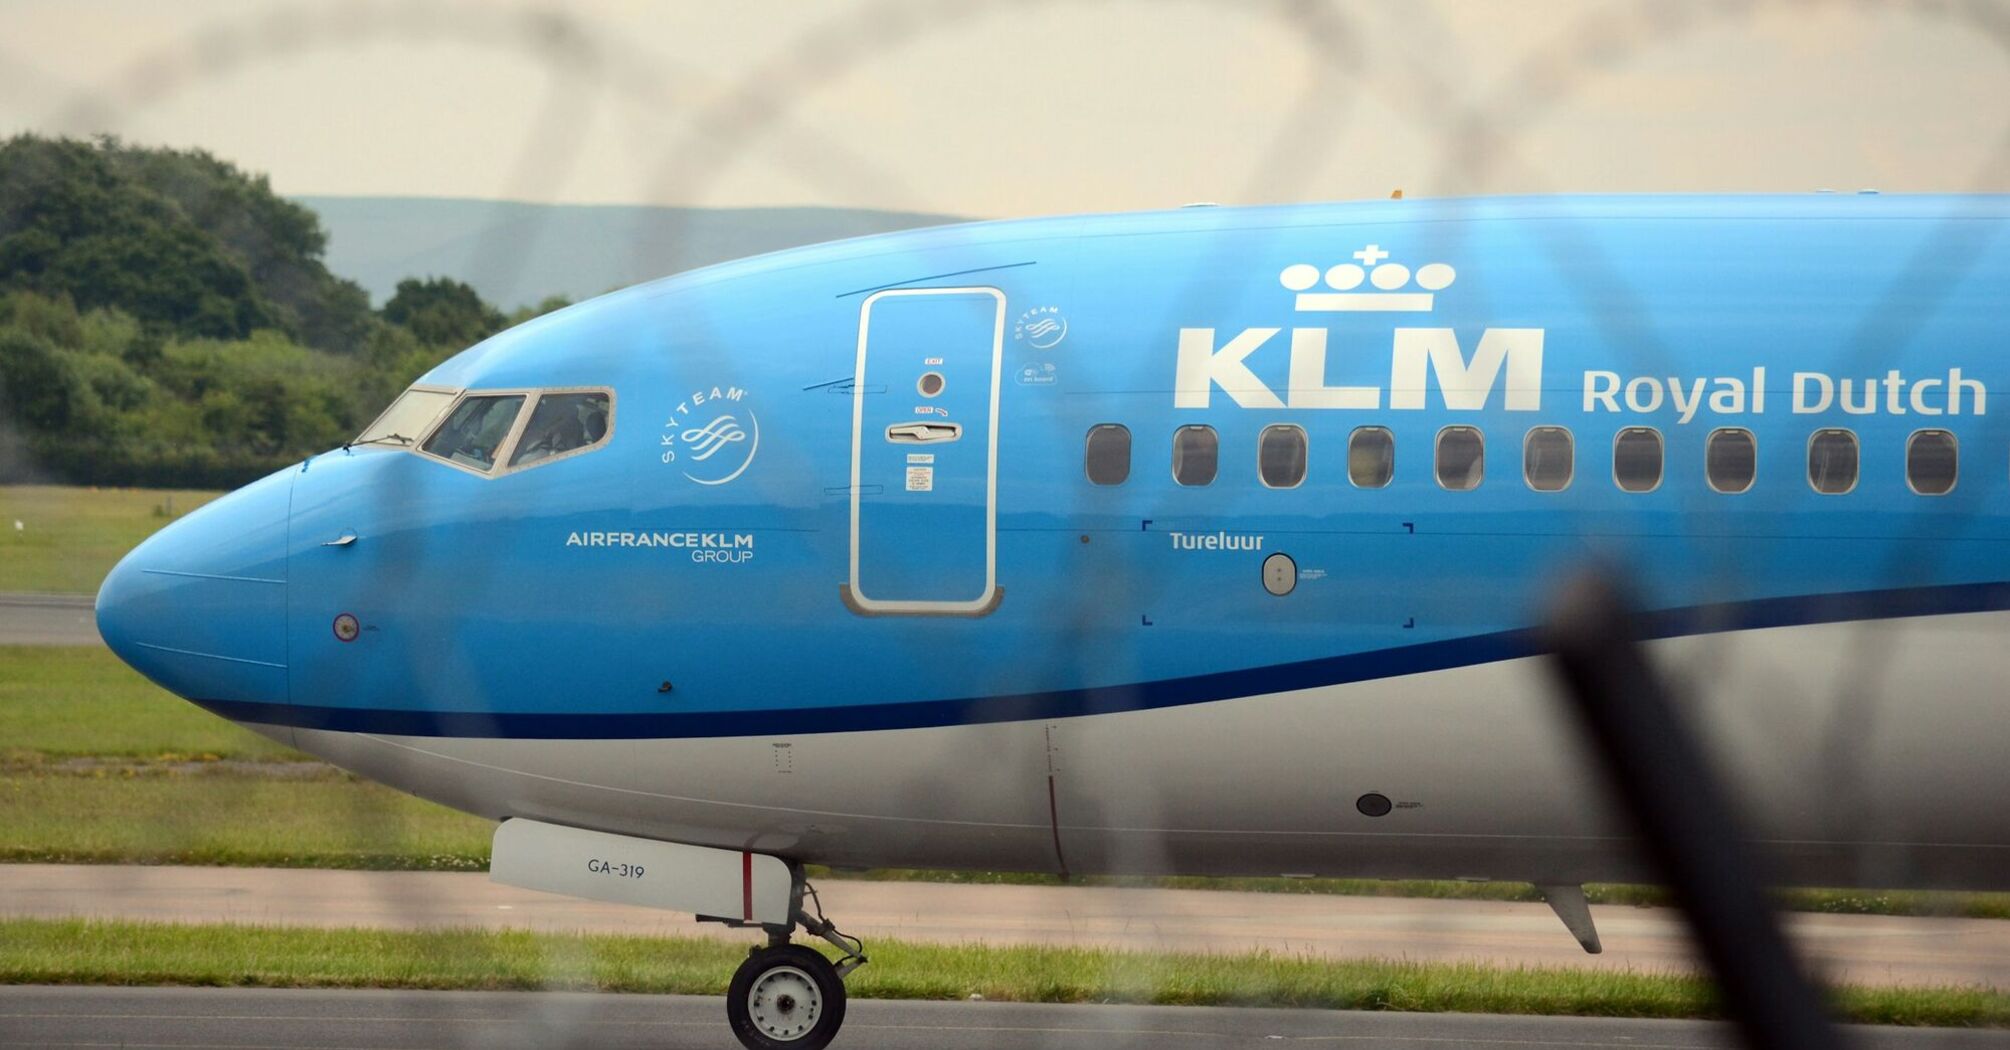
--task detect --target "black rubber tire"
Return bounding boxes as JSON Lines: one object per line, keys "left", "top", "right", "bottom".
{"left": 726, "top": 944, "right": 848, "bottom": 1050}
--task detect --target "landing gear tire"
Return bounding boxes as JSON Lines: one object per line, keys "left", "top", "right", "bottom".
{"left": 727, "top": 944, "right": 848, "bottom": 1050}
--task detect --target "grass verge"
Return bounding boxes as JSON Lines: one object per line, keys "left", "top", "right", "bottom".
{"left": 0, "top": 646, "right": 299, "bottom": 761}
{"left": 0, "top": 485, "right": 218, "bottom": 595}
{"left": 2, "top": 918, "right": 2004, "bottom": 1026}
{"left": 824, "top": 869, "right": 2010, "bottom": 920}
{"left": 0, "top": 769, "right": 491, "bottom": 870}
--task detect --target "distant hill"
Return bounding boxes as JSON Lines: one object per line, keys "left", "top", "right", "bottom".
{"left": 295, "top": 196, "right": 970, "bottom": 310}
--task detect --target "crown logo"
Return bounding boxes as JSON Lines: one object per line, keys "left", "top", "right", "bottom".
{"left": 1279, "top": 245, "right": 1455, "bottom": 313}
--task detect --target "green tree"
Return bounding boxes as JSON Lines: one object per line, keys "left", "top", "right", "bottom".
{"left": 0, "top": 327, "right": 81, "bottom": 431}
{"left": 0, "top": 138, "right": 578, "bottom": 488}
{"left": 0, "top": 137, "right": 275, "bottom": 339}
{"left": 507, "top": 294, "right": 573, "bottom": 327}
{"left": 0, "top": 135, "right": 377, "bottom": 352}
{"left": 105, "top": 141, "right": 375, "bottom": 351}
{"left": 381, "top": 276, "right": 505, "bottom": 350}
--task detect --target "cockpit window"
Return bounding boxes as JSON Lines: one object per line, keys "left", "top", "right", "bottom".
{"left": 510, "top": 391, "right": 612, "bottom": 468}
{"left": 353, "top": 387, "right": 456, "bottom": 449}
{"left": 421, "top": 394, "right": 526, "bottom": 472}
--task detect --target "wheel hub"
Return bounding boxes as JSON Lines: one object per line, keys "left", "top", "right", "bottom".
{"left": 747, "top": 965, "right": 821, "bottom": 1041}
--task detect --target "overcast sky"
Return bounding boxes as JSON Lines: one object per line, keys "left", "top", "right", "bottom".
{"left": 1, "top": 0, "right": 2004, "bottom": 217}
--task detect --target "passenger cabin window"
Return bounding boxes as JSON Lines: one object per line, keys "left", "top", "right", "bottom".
{"left": 421, "top": 394, "right": 526, "bottom": 472}
{"left": 1172, "top": 425, "right": 1218, "bottom": 486}
{"left": 1435, "top": 426, "right": 1483, "bottom": 491}
{"left": 1706, "top": 428, "right": 1757, "bottom": 494}
{"left": 1084, "top": 424, "right": 1131, "bottom": 485}
{"left": 1907, "top": 429, "right": 1957, "bottom": 495}
{"left": 1259, "top": 425, "right": 1308, "bottom": 488}
{"left": 1808, "top": 429, "right": 1859, "bottom": 494}
{"left": 1348, "top": 427, "right": 1394, "bottom": 488}
{"left": 509, "top": 391, "right": 612, "bottom": 468}
{"left": 1613, "top": 427, "right": 1664, "bottom": 493}
{"left": 354, "top": 387, "right": 456, "bottom": 448}
{"left": 1523, "top": 426, "right": 1573, "bottom": 491}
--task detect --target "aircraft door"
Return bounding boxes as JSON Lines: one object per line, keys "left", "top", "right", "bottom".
{"left": 847, "top": 287, "right": 1004, "bottom": 615}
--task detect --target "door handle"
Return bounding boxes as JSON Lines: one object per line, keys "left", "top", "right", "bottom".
{"left": 885, "top": 422, "right": 963, "bottom": 444}
{"left": 322, "top": 531, "right": 358, "bottom": 548}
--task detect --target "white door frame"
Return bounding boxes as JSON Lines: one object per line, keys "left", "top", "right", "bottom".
{"left": 847, "top": 286, "right": 1006, "bottom": 615}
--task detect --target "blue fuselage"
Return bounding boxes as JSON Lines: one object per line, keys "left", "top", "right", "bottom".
{"left": 96, "top": 195, "right": 2010, "bottom": 886}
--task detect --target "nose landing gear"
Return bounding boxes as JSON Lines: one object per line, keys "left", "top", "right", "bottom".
{"left": 723, "top": 879, "right": 867, "bottom": 1050}
{"left": 485, "top": 822, "right": 866, "bottom": 1049}
{"left": 730, "top": 944, "right": 842, "bottom": 1048}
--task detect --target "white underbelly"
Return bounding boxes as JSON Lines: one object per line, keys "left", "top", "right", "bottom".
{"left": 279, "top": 611, "right": 2010, "bottom": 889}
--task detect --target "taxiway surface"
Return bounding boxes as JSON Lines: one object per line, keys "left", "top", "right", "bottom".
{"left": 0, "top": 593, "right": 97, "bottom": 646}
{"left": 4, "top": 986, "right": 2005, "bottom": 1050}
{"left": 4, "top": 864, "right": 2005, "bottom": 989}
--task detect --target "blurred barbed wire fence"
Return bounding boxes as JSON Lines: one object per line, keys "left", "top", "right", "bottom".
{"left": 5, "top": 0, "right": 2008, "bottom": 1045}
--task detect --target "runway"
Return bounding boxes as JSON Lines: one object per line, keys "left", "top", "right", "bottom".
{"left": 2, "top": 986, "right": 2002, "bottom": 1050}
{"left": 4, "top": 864, "right": 2005, "bottom": 989}
{"left": 0, "top": 593, "right": 98, "bottom": 646}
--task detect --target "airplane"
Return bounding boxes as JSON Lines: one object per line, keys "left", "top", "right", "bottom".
{"left": 96, "top": 193, "right": 2010, "bottom": 1049}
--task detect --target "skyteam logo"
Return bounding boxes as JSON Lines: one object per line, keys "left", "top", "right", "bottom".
{"left": 684, "top": 416, "right": 748, "bottom": 460}
{"left": 659, "top": 385, "right": 760, "bottom": 485}
{"left": 1013, "top": 305, "right": 1068, "bottom": 349}
{"left": 1175, "top": 245, "right": 1543, "bottom": 412}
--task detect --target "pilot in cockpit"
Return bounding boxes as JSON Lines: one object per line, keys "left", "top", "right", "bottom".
{"left": 421, "top": 394, "right": 524, "bottom": 469}
{"left": 508, "top": 392, "right": 610, "bottom": 467}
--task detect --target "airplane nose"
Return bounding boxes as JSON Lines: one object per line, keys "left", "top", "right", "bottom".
{"left": 96, "top": 467, "right": 292, "bottom": 705}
